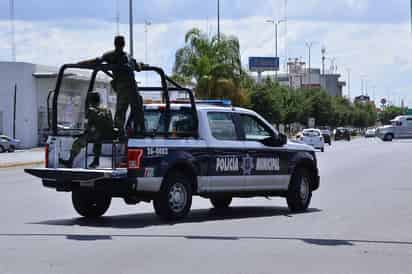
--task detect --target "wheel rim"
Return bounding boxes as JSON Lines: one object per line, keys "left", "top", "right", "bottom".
{"left": 168, "top": 182, "right": 187, "bottom": 213}
{"left": 299, "top": 177, "right": 310, "bottom": 202}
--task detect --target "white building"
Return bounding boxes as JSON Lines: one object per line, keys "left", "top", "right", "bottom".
{"left": 0, "top": 62, "right": 113, "bottom": 148}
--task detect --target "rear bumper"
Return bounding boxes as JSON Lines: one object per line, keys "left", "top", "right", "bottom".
{"left": 24, "top": 168, "right": 162, "bottom": 195}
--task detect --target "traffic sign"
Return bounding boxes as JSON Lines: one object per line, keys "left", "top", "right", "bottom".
{"left": 249, "top": 57, "right": 280, "bottom": 72}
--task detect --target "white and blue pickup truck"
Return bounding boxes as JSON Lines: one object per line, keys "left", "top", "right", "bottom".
{"left": 25, "top": 63, "right": 320, "bottom": 221}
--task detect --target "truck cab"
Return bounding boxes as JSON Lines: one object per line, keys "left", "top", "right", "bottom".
{"left": 377, "top": 115, "right": 412, "bottom": 141}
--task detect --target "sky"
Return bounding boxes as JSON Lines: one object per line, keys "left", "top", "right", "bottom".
{"left": 0, "top": 0, "right": 411, "bottom": 106}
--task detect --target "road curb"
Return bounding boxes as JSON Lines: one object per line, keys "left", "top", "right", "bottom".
{"left": 0, "top": 161, "right": 44, "bottom": 169}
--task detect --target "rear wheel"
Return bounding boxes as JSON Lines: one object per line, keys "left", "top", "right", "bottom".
{"left": 72, "top": 189, "right": 111, "bottom": 218}
{"left": 0, "top": 146, "right": 5, "bottom": 153}
{"left": 321, "top": 147, "right": 325, "bottom": 152}
{"left": 384, "top": 133, "right": 393, "bottom": 142}
{"left": 210, "top": 197, "right": 232, "bottom": 209}
{"left": 287, "top": 168, "right": 312, "bottom": 212}
{"left": 153, "top": 172, "right": 192, "bottom": 221}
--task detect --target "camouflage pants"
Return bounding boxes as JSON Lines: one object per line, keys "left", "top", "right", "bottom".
{"left": 114, "top": 87, "right": 145, "bottom": 134}
{"left": 70, "top": 134, "right": 101, "bottom": 160}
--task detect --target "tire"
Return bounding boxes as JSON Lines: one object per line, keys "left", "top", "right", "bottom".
{"left": 321, "top": 148, "right": 324, "bottom": 152}
{"left": 0, "top": 146, "right": 5, "bottom": 153}
{"left": 8, "top": 145, "right": 15, "bottom": 153}
{"left": 153, "top": 172, "right": 193, "bottom": 221}
{"left": 210, "top": 197, "right": 232, "bottom": 209}
{"left": 287, "top": 168, "right": 312, "bottom": 212}
{"left": 72, "top": 189, "right": 111, "bottom": 218}
{"left": 384, "top": 134, "right": 393, "bottom": 142}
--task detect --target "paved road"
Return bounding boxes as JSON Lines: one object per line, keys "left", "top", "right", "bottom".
{"left": 1, "top": 138, "right": 412, "bottom": 274}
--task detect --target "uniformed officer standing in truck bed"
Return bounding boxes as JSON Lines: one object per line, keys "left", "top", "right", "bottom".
{"left": 78, "top": 35, "right": 145, "bottom": 135}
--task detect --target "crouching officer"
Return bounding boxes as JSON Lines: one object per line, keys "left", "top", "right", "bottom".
{"left": 60, "top": 92, "right": 114, "bottom": 168}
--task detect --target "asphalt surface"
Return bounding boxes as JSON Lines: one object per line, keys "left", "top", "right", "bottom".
{"left": 1, "top": 138, "right": 412, "bottom": 274}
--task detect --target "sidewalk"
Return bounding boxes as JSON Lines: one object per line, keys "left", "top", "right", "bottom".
{"left": 0, "top": 147, "right": 44, "bottom": 168}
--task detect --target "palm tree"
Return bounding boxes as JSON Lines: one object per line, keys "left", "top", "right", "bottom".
{"left": 173, "top": 28, "right": 247, "bottom": 106}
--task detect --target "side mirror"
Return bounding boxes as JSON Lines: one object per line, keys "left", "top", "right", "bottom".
{"left": 261, "top": 133, "right": 287, "bottom": 147}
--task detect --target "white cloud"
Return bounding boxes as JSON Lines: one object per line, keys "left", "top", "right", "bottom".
{"left": 1, "top": 15, "right": 412, "bottom": 106}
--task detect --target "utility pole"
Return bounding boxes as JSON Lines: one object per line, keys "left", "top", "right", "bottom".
{"left": 13, "top": 84, "right": 17, "bottom": 139}
{"left": 129, "top": 0, "right": 134, "bottom": 57}
{"left": 144, "top": 20, "right": 151, "bottom": 84}
{"left": 9, "top": 0, "right": 16, "bottom": 62}
{"left": 321, "top": 46, "right": 326, "bottom": 75}
{"left": 305, "top": 42, "right": 315, "bottom": 85}
{"left": 217, "top": 0, "right": 221, "bottom": 41}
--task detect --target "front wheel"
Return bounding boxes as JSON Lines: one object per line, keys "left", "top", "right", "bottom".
{"left": 72, "top": 189, "right": 111, "bottom": 218}
{"left": 287, "top": 168, "right": 312, "bottom": 212}
{"left": 153, "top": 172, "right": 193, "bottom": 221}
{"left": 321, "top": 147, "right": 325, "bottom": 152}
{"left": 8, "top": 145, "right": 15, "bottom": 153}
{"left": 210, "top": 197, "right": 232, "bottom": 209}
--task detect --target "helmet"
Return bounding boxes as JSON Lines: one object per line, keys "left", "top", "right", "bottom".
{"left": 87, "top": 92, "right": 101, "bottom": 106}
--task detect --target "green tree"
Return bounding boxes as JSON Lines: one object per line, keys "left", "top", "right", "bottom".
{"left": 379, "top": 106, "right": 404, "bottom": 124}
{"left": 248, "top": 78, "right": 283, "bottom": 125}
{"left": 173, "top": 28, "right": 247, "bottom": 106}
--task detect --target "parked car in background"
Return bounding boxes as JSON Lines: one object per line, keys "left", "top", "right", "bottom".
{"left": 298, "top": 129, "right": 325, "bottom": 152}
{"left": 0, "top": 136, "right": 11, "bottom": 153}
{"left": 364, "top": 128, "right": 376, "bottom": 138}
{"left": 0, "top": 135, "right": 21, "bottom": 152}
{"left": 319, "top": 127, "right": 332, "bottom": 145}
{"left": 334, "top": 127, "right": 351, "bottom": 141}
{"left": 376, "top": 115, "right": 412, "bottom": 141}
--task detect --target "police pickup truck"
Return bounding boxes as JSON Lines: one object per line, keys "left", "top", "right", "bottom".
{"left": 25, "top": 63, "right": 320, "bottom": 221}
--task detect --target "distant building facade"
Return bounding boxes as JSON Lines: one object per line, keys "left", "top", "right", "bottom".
{"left": 0, "top": 62, "right": 113, "bottom": 148}
{"left": 250, "top": 58, "right": 346, "bottom": 97}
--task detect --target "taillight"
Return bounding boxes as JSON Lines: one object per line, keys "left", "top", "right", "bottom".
{"left": 127, "top": 148, "right": 144, "bottom": 170}
{"left": 45, "top": 144, "right": 49, "bottom": 168}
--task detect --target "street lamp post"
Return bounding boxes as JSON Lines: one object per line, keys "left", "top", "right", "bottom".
{"left": 217, "top": 0, "right": 221, "bottom": 41}
{"left": 144, "top": 20, "right": 152, "bottom": 84}
{"left": 305, "top": 41, "right": 316, "bottom": 85}
{"left": 9, "top": 0, "right": 16, "bottom": 62}
{"left": 266, "top": 19, "right": 285, "bottom": 80}
{"left": 115, "top": 0, "right": 120, "bottom": 35}
{"left": 129, "top": 0, "right": 134, "bottom": 57}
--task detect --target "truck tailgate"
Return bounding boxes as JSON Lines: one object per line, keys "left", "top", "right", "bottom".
{"left": 25, "top": 168, "right": 128, "bottom": 183}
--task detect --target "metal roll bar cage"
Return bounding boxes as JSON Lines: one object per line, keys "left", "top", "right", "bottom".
{"left": 50, "top": 63, "right": 199, "bottom": 138}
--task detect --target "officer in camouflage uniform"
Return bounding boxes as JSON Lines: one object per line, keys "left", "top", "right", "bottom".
{"left": 60, "top": 92, "right": 114, "bottom": 168}
{"left": 78, "top": 35, "right": 145, "bottom": 135}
